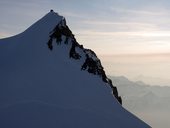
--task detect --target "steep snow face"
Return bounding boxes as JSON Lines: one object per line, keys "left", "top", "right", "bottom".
{"left": 0, "top": 11, "right": 150, "bottom": 128}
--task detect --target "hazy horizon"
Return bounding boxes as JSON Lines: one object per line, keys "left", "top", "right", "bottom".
{"left": 99, "top": 53, "right": 170, "bottom": 86}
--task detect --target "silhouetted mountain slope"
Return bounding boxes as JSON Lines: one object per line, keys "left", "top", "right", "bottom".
{"left": 0, "top": 10, "right": 150, "bottom": 128}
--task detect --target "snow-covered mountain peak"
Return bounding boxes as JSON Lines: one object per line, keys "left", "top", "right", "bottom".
{"left": 0, "top": 10, "right": 150, "bottom": 128}
{"left": 45, "top": 10, "right": 123, "bottom": 104}
{"left": 21, "top": 10, "right": 64, "bottom": 39}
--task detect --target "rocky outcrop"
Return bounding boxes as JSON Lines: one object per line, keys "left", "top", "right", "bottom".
{"left": 47, "top": 18, "right": 122, "bottom": 104}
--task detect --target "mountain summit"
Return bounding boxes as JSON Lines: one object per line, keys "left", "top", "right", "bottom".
{"left": 0, "top": 10, "right": 150, "bottom": 128}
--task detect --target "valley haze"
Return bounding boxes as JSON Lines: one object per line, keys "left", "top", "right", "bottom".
{"left": 111, "top": 75, "right": 170, "bottom": 128}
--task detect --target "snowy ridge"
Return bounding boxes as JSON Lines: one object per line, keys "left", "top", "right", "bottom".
{"left": 0, "top": 10, "right": 150, "bottom": 128}
{"left": 47, "top": 15, "right": 122, "bottom": 104}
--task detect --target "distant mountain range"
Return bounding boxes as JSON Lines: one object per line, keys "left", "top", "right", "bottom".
{"left": 133, "top": 75, "right": 170, "bottom": 86}
{"left": 110, "top": 75, "right": 170, "bottom": 128}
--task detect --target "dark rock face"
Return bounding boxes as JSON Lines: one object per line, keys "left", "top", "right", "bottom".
{"left": 69, "top": 41, "right": 81, "bottom": 60}
{"left": 47, "top": 18, "right": 122, "bottom": 105}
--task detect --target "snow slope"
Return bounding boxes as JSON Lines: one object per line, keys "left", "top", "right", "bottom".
{"left": 0, "top": 10, "right": 150, "bottom": 128}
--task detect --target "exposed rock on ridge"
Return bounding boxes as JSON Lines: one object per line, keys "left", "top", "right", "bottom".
{"left": 47, "top": 14, "right": 122, "bottom": 104}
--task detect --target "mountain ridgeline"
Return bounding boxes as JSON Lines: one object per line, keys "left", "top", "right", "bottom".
{"left": 0, "top": 10, "right": 150, "bottom": 128}
{"left": 47, "top": 13, "right": 122, "bottom": 104}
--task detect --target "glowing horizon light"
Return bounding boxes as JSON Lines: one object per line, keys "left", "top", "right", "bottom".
{"left": 134, "top": 31, "right": 170, "bottom": 37}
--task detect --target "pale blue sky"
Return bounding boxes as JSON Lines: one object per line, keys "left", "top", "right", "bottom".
{"left": 1, "top": 0, "right": 170, "bottom": 54}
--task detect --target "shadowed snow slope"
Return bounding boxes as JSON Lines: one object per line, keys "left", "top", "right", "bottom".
{"left": 0, "top": 11, "right": 150, "bottom": 128}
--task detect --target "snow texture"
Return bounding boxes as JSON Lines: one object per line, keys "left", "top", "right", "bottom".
{"left": 0, "top": 11, "right": 150, "bottom": 128}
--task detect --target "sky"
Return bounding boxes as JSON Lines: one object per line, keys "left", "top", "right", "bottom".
{"left": 1, "top": 0, "right": 170, "bottom": 85}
